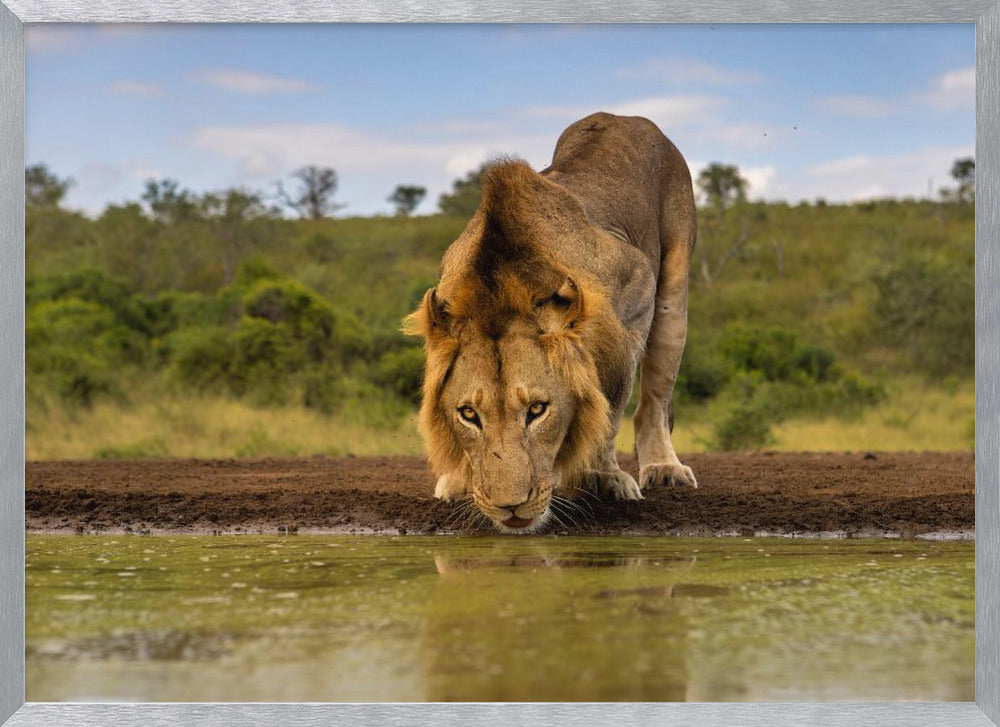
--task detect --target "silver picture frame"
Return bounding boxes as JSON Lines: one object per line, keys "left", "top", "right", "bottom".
{"left": 1, "top": 3, "right": 997, "bottom": 725}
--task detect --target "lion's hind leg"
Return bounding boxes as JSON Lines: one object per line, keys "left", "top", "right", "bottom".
{"left": 634, "top": 217, "right": 698, "bottom": 491}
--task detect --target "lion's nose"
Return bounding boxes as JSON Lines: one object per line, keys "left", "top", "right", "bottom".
{"left": 497, "top": 501, "right": 527, "bottom": 514}
{"left": 496, "top": 488, "right": 535, "bottom": 514}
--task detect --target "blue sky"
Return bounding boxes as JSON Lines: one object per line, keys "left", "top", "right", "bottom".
{"left": 26, "top": 23, "right": 974, "bottom": 216}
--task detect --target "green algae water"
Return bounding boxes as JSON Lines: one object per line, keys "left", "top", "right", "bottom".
{"left": 26, "top": 535, "right": 973, "bottom": 702}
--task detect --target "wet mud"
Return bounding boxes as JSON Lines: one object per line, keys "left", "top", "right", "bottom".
{"left": 25, "top": 451, "right": 974, "bottom": 537}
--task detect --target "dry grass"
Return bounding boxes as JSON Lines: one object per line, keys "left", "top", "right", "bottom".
{"left": 616, "top": 378, "right": 974, "bottom": 454}
{"left": 26, "top": 396, "right": 424, "bottom": 461}
{"left": 27, "top": 379, "right": 972, "bottom": 461}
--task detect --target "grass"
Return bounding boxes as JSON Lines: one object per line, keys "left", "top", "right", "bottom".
{"left": 27, "top": 377, "right": 972, "bottom": 461}
{"left": 26, "top": 395, "right": 424, "bottom": 461}
{"left": 615, "top": 377, "right": 974, "bottom": 454}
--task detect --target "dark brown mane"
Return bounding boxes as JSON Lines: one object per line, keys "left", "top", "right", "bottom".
{"left": 446, "top": 159, "right": 588, "bottom": 332}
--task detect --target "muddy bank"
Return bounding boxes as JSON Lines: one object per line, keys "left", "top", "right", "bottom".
{"left": 25, "top": 451, "right": 974, "bottom": 537}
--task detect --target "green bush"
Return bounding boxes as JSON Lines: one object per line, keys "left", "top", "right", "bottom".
{"left": 719, "top": 326, "right": 835, "bottom": 383}
{"left": 168, "top": 326, "right": 233, "bottom": 390}
{"left": 230, "top": 316, "right": 296, "bottom": 403}
{"left": 374, "top": 346, "right": 425, "bottom": 404}
{"left": 28, "top": 268, "right": 151, "bottom": 363}
{"left": 676, "top": 341, "right": 732, "bottom": 402}
{"left": 709, "top": 397, "right": 777, "bottom": 451}
{"left": 301, "top": 368, "right": 346, "bottom": 414}
{"left": 242, "top": 278, "right": 369, "bottom": 364}
{"left": 26, "top": 298, "right": 121, "bottom": 407}
{"left": 146, "top": 290, "right": 228, "bottom": 336}
{"left": 872, "top": 254, "right": 974, "bottom": 377}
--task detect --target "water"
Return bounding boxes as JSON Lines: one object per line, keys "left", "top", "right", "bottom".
{"left": 26, "top": 535, "right": 973, "bottom": 702}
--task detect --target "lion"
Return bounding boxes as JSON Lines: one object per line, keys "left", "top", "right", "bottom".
{"left": 404, "top": 112, "right": 697, "bottom": 533}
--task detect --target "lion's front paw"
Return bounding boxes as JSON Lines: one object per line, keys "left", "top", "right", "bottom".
{"left": 434, "top": 474, "right": 469, "bottom": 501}
{"left": 582, "top": 469, "right": 643, "bottom": 501}
{"left": 639, "top": 462, "right": 698, "bottom": 490}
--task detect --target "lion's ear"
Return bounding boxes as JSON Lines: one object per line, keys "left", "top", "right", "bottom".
{"left": 537, "top": 277, "right": 585, "bottom": 333}
{"left": 402, "top": 287, "right": 454, "bottom": 341}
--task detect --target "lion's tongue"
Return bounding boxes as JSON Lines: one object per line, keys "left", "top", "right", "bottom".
{"left": 502, "top": 516, "right": 534, "bottom": 529}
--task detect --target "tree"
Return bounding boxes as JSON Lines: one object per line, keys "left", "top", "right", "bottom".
{"left": 200, "top": 188, "right": 278, "bottom": 284}
{"left": 388, "top": 185, "right": 426, "bottom": 216}
{"left": 278, "top": 166, "right": 344, "bottom": 220}
{"left": 141, "top": 179, "right": 198, "bottom": 223}
{"left": 438, "top": 164, "right": 488, "bottom": 216}
{"left": 697, "top": 163, "right": 748, "bottom": 212}
{"left": 25, "top": 164, "right": 73, "bottom": 208}
{"left": 96, "top": 202, "right": 160, "bottom": 291}
{"left": 950, "top": 157, "right": 975, "bottom": 203}
{"left": 695, "top": 163, "right": 754, "bottom": 287}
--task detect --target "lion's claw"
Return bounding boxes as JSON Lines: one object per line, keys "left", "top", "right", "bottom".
{"left": 434, "top": 474, "right": 469, "bottom": 500}
{"left": 639, "top": 462, "right": 698, "bottom": 490}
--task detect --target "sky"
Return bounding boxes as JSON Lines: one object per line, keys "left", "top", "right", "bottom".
{"left": 26, "top": 23, "right": 975, "bottom": 217}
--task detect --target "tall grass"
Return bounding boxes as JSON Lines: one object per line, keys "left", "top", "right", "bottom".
{"left": 26, "top": 394, "right": 423, "bottom": 461}
{"left": 615, "top": 377, "right": 973, "bottom": 454}
{"left": 27, "top": 377, "right": 971, "bottom": 461}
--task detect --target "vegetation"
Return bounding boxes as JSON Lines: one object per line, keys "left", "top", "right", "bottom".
{"left": 276, "top": 166, "right": 345, "bottom": 219}
{"left": 25, "top": 161, "right": 975, "bottom": 458}
{"left": 437, "top": 163, "right": 487, "bottom": 217}
{"left": 388, "top": 185, "right": 427, "bottom": 216}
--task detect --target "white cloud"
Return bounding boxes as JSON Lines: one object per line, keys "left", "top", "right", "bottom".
{"left": 616, "top": 57, "right": 763, "bottom": 86}
{"left": 27, "top": 24, "right": 151, "bottom": 54}
{"left": 816, "top": 95, "right": 897, "bottom": 118}
{"left": 193, "top": 68, "right": 319, "bottom": 95}
{"left": 107, "top": 80, "right": 164, "bottom": 98}
{"left": 94, "top": 25, "right": 151, "bottom": 39}
{"left": 691, "top": 122, "right": 772, "bottom": 148}
{"left": 76, "top": 162, "right": 124, "bottom": 192}
{"left": 808, "top": 155, "right": 873, "bottom": 176}
{"left": 803, "top": 146, "right": 974, "bottom": 201}
{"left": 413, "top": 119, "right": 509, "bottom": 136}
{"left": 25, "top": 26, "right": 80, "bottom": 53}
{"left": 187, "top": 96, "right": 785, "bottom": 214}
{"left": 816, "top": 66, "right": 974, "bottom": 119}
{"left": 742, "top": 165, "right": 778, "bottom": 196}
{"left": 688, "top": 162, "right": 777, "bottom": 202}
{"left": 70, "top": 161, "right": 159, "bottom": 210}
{"left": 521, "top": 95, "right": 725, "bottom": 131}
{"left": 919, "top": 65, "right": 975, "bottom": 111}
{"left": 187, "top": 122, "right": 556, "bottom": 214}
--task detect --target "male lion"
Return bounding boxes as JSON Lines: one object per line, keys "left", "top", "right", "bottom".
{"left": 405, "top": 112, "right": 697, "bottom": 533}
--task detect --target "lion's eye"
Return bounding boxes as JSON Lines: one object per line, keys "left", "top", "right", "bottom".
{"left": 458, "top": 406, "right": 481, "bottom": 427}
{"left": 526, "top": 401, "right": 548, "bottom": 424}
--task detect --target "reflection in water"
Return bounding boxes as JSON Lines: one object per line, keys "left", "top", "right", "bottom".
{"left": 426, "top": 548, "right": 698, "bottom": 701}
{"left": 25, "top": 535, "right": 974, "bottom": 702}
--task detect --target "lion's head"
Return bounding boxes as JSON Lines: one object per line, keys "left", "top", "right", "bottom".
{"left": 404, "top": 161, "right": 624, "bottom": 532}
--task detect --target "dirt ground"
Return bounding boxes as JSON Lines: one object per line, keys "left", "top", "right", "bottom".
{"left": 25, "top": 451, "right": 974, "bottom": 537}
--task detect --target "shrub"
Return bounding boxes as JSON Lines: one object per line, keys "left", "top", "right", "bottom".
{"left": 374, "top": 346, "right": 425, "bottom": 404}
{"left": 709, "top": 397, "right": 777, "bottom": 451}
{"left": 26, "top": 298, "right": 121, "bottom": 407}
{"left": 676, "top": 341, "right": 732, "bottom": 402}
{"left": 27, "top": 268, "right": 150, "bottom": 363}
{"left": 230, "top": 317, "right": 296, "bottom": 403}
{"left": 871, "top": 254, "right": 974, "bottom": 377}
{"left": 242, "top": 278, "right": 369, "bottom": 365}
{"left": 719, "top": 326, "right": 835, "bottom": 383}
{"left": 168, "top": 326, "right": 233, "bottom": 390}
{"left": 301, "top": 368, "right": 346, "bottom": 414}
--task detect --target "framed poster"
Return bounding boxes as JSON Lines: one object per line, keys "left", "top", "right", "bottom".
{"left": 1, "top": 3, "right": 998, "bottom": 726}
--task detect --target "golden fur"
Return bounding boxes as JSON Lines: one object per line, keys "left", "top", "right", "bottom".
{"left": 403, "top": 162, "right": 627, "bottom": 503}
{"left": 404, "top": 112, "right": 698, "bottom": 531}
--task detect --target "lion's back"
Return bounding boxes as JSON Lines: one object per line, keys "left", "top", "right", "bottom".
{"left": 542, "top": 112, "right": 693, "bottom": 264}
